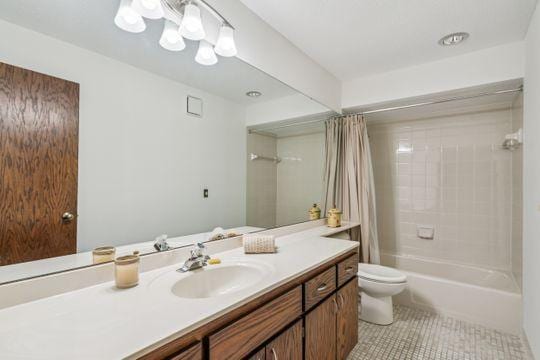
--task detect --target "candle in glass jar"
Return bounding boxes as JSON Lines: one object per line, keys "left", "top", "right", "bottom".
{"left": 114, "top": 251, "right": 140, "bottom": 289}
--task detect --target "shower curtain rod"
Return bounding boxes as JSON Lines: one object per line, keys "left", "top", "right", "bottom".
{"left": 249, "top": 86, "right": 523, "bottom": 134}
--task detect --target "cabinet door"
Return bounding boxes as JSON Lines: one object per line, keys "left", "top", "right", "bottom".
{"left": 337, "top": 279, "right": 359, "bottom": 360}
{"left": 248, "top": 347, "right": 266, "bottom": 360}
{"left": 265, "top": 320, "right": 302, "bottom": 360}
{"left": 305, "top": 294, "right": 337, "bottom": 360}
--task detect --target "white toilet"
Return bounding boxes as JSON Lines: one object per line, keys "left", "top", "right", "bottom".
{"left": 357, "top": 263, "right": 407, "bottom": 325}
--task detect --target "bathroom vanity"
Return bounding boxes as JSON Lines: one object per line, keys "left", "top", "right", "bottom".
{"left": 141, "top": 249, "right": 358, "bottom": 360}
{"left": 0, "top": 222, "right": 360, "bottom": 360}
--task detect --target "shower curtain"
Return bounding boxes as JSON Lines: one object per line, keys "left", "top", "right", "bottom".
{"left": 322, "top": 114, "right": 380, "bottom": 264}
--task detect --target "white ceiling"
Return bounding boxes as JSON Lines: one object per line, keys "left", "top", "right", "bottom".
{"left": 0, "top": 0, "right": 297, "bottom": 104}
{"left": 240, "top": 0, "right": 538, "bottom": 80}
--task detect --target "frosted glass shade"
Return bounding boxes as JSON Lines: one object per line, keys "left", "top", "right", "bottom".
{"left": 115, "top": 0, "right": 146, "bottom": 33}
{"left": 195, "top": 40, "right": 218, "bottom": 66}
{"left": 179, "top": 3, "right": 205, "bottom": 41}
{"left": 131, "top": 0, "right": 164, "bottom": 19}
{"left": 214, "top": 25, "right": 237, "bottom": 57}
{"left": 159, "top": 20, "right": 186, "bottom": 51}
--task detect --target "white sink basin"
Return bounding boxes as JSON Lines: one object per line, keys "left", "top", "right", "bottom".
{"left": 168, "top": 260, "right": 273, "bottom": 299}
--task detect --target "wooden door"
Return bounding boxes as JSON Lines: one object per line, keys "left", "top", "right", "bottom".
{"left": 265, "top": 320, "right": 302, "bottom": 360}
{"left": 305, "top": 294, "right": 337, "bottom": 360}
{"left": 0, "top": 62, "right": 79, "bottom": 266}
{"left": 337, "top": 279, "right": 359, "bottom": 360}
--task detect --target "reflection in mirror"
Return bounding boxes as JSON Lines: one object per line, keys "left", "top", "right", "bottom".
{"left": 245, "top": 99, "right": 335, "bottom": 228}
{"left": 0, "top": 0, "right": 333, "bottom": 284}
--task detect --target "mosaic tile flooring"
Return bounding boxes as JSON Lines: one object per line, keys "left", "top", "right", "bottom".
{"left": 348, "top": 305, "right": 530, "bottom": 360}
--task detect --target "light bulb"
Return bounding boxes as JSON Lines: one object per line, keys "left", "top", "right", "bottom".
{"left": 195, "top": 40, "right": 218, "bottom": 66}
{"left": 114, "top": 0, "right": 146, "bottom": 33}
{"left": 159, "top": 20, "right": 186, "bottom": 51}
{"left": 214, "top": 24, "right": 237, "bottom": 57}
{"left": 131, "top": 0, "right": 164, "bottom": 19}
{"left": 179, "top": 3, "right": 205, "bottom": 41}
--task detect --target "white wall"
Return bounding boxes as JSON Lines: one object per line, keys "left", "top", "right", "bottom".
{"left": 245, "top": 93, "right": 331, "bottom": 127}
{"left": 0, "top": 20, "right": 247, "bottom": 251}
{"left": 523, "top": 4, "right": 540, "bottom": 357}
{"left": 343, "top": 42, "right": 525, "bottom": 109}
{"left": 206, "top": 0, "right": 342, "bottom": 113}
{"left": 276, "top": 133, "right": 325, "bottom": 226}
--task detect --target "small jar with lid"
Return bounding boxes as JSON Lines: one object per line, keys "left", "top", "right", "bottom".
{"left": 114, "top": 251, "right": 140, "bottom": 289}
{"left": 92, "top": 246, "right": 116, "bottom": 264}
{"left": 309, "top": 204, "right": 321, "bottom": 220}
{"left": 327, "top": 205, "right": 342, "bottom": 228}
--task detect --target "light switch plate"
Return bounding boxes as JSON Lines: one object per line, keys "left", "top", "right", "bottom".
{"left": 187, "top": 96, "right": 202, "bottom": 117}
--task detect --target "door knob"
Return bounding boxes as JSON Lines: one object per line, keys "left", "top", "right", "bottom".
{"left": 62, "top": 212, "right": 75, "bottom": 223}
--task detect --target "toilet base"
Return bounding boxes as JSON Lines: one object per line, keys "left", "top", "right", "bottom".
{"left": 359, "top": 291, "right": 394, "bottom": 325}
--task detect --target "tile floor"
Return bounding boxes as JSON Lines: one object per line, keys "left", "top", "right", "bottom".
{"left": 348, "top": 305, "right": 530, "bottom": 360}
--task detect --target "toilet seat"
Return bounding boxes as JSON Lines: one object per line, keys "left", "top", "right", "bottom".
{"left": 358, "top": 264, "right": 406, "bottom": 284}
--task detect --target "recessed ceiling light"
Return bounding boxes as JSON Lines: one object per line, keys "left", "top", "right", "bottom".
{"left": 439, "top": 32, "right": 469, "bottom": 46}
{"left": 246, "top": 91, "right": 262, "bottom": 98}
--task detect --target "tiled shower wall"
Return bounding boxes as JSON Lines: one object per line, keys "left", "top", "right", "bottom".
{"left": 368, "top": 108, "right": 519, "bottom": 271}
{"left": 246, "top": 133, "right": 277, "bottom": 228}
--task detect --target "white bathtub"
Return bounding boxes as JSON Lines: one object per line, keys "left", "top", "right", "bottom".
{"left": 380, "top": 253, "right": 522, "bottom": 334}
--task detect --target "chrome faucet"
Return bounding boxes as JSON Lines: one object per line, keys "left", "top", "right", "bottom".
{"left": 177, "top": 242, "right": 210, "bottom": 272}
{"left": 154, "top": 234, "right": 170, "bottom": 252}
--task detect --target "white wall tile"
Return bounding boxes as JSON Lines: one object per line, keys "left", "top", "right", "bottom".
{"left": 368, "top": 108, "right": 520, "bottom": 271}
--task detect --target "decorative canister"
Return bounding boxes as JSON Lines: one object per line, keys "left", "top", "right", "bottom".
{"left": 114, "top": 251, "right": 140, "bottom": 289}
{"left": 309, "top": 204, "right": 321, "bottom": 220}
{"left": 92, "top": 246, "right": 116, "bottom": 264}
{"left": 327, "top": 205, "right": 342, "bottom": 228}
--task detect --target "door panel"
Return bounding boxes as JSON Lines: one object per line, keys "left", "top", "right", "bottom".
{"left": 0, "top": 62, "right": 79, "bottom": 266}
{"left": 305, "top": 294, "right": 337, "bottom": 360}
{"left": 265, "top": 320, "right": 302, "bottom": 360}
{"left": 337, "top": 279, "right": 359, "bottom": 360}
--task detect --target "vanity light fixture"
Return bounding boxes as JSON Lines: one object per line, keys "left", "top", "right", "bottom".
{"left": 439, "top": 32, "right": 469, "bottom": 46}
{"left": 114, "top": 0, "right": 237, "bottom": 66}
{"left": 246, "top": 91, "right": 262, "bottom": 98}
{"left": 195, "top": 40, "right": 218, "bottom": 65}
{"left": 179, "top": 2, "right": 205, "bottom": 40}
{"left": 159, "top": 20, "right": 186, "bottom": 51}
{"left": 114, "top": 0, "right": 146, "bottom": 33}
{"left": 131, "top": 0, "right": 164, "bottom": 19}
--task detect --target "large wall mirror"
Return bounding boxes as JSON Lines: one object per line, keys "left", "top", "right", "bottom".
{"left": 0, "top": 0, "right": 334, "bottom": 284}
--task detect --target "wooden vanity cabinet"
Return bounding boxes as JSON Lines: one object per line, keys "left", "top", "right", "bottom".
{"left": 305, "top": 294, "right": 338, "bottom": 360}
{"left": 265, "top": 320, "right": 302, "bottom": 360}
{"left": 337, "top": 279, "right": 359, "bottom": 360}
{"left": 167, "top": 342, "right": 202, "bottom": 360}
{"left": 139, "top": 250, "right": 359, "bottom": 360}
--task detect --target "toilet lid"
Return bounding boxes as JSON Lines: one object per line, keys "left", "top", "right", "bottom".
{"left": 357, "top": 263, "right": 407, "bottom": 283}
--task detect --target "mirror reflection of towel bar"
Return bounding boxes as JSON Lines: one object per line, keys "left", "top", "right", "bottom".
{"left": 250, "top": 153, "right": 281, "bottom": 163}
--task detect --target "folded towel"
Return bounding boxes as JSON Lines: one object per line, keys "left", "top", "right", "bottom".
{"left": 243, "top": 234, "right": 276, "bottom": 254}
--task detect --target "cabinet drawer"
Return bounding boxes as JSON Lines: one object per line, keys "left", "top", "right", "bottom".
{"left": 209, "top": 286, "right": 302, "bottom": 360}
{"left": 168, "top": 342, "right": 202, "bottom": 360}
{"left": 304, "top": 266, "right": 336, "bottom": 310}
{"left": 337, "top": 255, "right": 358, "bottom": 287}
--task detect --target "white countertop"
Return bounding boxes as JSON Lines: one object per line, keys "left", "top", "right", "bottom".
{"left": 0, "top": 226, "right": 264, "bottom": 284}
{"left": 0, "top": 224, "right": 358, "bottom": 359}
